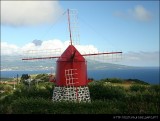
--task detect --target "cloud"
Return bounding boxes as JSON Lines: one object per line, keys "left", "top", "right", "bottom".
{"left": 1, "top": 42, "right": 19, "bottom": 55}
{"left": 75, "top": 45, "right": 98, "bottom": 54}
{"left": 1, "top": 40, "right": 99, "bottom": 57}
{"left": 114, "top": 5, "right": 152, "bottom": 22}
{"left": 129, "top": 5, "right": 152, "bottom": 21}
{"left": 1, "top": 1, "right": 63, "bottom": 27}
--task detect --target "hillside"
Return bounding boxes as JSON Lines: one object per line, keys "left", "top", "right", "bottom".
{"left": 87, "top": 60, "right": 132, "bottom": 70}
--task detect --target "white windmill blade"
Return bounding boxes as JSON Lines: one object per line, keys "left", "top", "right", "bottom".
{"left": 81, "top": 50, "right": 122, "bottom": 62}
{"left": 22, "top": 48, "right": 62, "bottom": 61}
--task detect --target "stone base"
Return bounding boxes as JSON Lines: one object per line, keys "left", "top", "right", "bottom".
{"left": 52, "top": 86, "right": 91, "bottom": 102}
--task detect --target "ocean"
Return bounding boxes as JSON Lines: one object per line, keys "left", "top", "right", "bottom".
{"left": 0, "top": 67, "right": 159, "bottom": 84}
{"left": 88, "top": 68, "right": 159, "bottom": 84}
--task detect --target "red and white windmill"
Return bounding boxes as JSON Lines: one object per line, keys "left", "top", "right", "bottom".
{"left": 22, "top": 9, "right": 122, "bottom": 102}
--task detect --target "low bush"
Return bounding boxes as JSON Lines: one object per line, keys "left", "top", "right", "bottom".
{"left": 0, "top": 84, "right": 13, "bottom": 95}
{"left": 129, "top": 84, "right": 147, "bottom": 92}
{"left": 89, "top": 83, "right": 126, "bottom": 100}
{"left": 13, "top": 85, "right": 53, "bottom": 99}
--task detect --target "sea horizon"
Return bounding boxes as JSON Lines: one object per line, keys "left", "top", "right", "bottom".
{"left": 1, "top": 67, "right": 159, "bottom": 85}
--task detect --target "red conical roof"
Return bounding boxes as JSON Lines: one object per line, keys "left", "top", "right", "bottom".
{"left": 57, "top": 45, "right": 85, "bottom": 62}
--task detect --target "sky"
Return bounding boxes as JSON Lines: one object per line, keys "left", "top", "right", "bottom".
{"left": 1, "top": 1, "right": 159, "bottom": 67}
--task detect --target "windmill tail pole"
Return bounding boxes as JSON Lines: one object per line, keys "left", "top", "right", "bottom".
{"left": 81, "top": 51, "right": 122, "bottom": 57}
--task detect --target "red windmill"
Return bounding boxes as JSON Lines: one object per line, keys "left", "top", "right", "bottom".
{"left": 22, "top": 9, "right": 122, "bottom": 102}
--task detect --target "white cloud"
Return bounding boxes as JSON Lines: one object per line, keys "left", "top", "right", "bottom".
{"left": 75, "top": 45, "right": 98, "bottom": 54}
{"left": 114, "top": 5, "right": 152, "bottom": 22}
{"left": 41, "top": 39, "right": 64, "bottom": 50}
{"left": 1, "top": 40, "right": 99, "bottom": 57}
{"left": 1, "top": 1, "right": 63, "bottom": 27}
{"left": 129, "top": 5, "right": 152, "bottom": 21}
{"left": 1, "top": 42, "right": 19, "bottom": 55}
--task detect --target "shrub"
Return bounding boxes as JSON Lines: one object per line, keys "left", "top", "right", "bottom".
{"left": 0, "top": 84, "right": 13, "bottom": 94}
{"left": 149, "top": 85, "right": 160, "bottom": 93}
{"left": 129, "top": 84, "right": 147, "bottom": 92}
{"left": 0, "top": 94, "right": 14, "bottom": 114}
{"left": 11, "top": 97, "right": 52, "bottom": 114}
{"left": 35, "top": 74, "right": 49, "bottom": 82}
{"left": 13, "top": 83, "right": 53, "bottom": 99}
{"left": 89, "top": 83, "right": 126, "bottom": 100}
